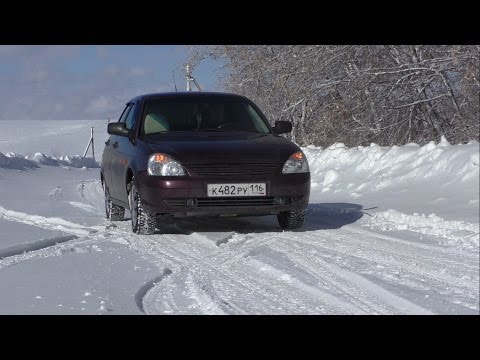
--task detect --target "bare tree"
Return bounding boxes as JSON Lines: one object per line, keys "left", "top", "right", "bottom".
{"left": 187, "top": 45, "right": 479, "bottom": 147}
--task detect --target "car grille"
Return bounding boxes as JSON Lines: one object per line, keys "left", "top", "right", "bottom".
{"left": 197, "top": 197, "right": 276, "bottom": 207}
{"left": 163, "top": 199, "right": 187, "bottom": 207}
{"left": 184, "top": 162, "right": 282, "bottom": 177}
{"left": 164, "top": 197, "right": 276, "bottom": 208}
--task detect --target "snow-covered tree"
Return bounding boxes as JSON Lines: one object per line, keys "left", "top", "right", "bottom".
{"left": 187, "top": 45, "right": 479, "bottom": 146}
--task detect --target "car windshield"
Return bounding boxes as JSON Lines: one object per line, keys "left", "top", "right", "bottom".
{"left": 140, "top": 98, "right": 271, "bottom": 135}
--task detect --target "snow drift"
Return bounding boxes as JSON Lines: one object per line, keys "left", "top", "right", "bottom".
{"left": 303, "top": 137, "right": 479, "bottom": 194}
{"left": 0, "top": 152, "right": 99, "bottom": 169}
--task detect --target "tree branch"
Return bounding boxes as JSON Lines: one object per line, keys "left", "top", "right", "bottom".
{"left": 384, "top": 94, "right": 448, "bottom": 109}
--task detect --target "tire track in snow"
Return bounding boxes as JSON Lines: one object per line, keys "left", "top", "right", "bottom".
{"left": 323, "top": 262, "right": 433, "bottom": 314}
{"left": 305, "top": 213, "right": 479, "bottom": 273}
{"left": 172, "top": 232, "right": 322, "bottom": 313}
{"left": 201, "top": 230, "right": 398, "bottom": 313}
{"left": 246, "top": 257, "right": 366, "bottom": 314}
{"left": 260, "top": 240, "right": 433, "bottom": 314}
{"left": 184, "top": 272, "right": 228, "bottom": 315}
{"left": 177, "top": 219, "right": 475, "bottom": 313}
{"left": 237, "top": 236, "right": 414, "bottom": 314}
{"left": 0, "top": 205, "right": 96, "bottom": 236}
{"left": 140, "top": 229, "right": 380, "bottom": 314}
{"left": 295, "top": 227, "right": 479, "bottom": 290}
{"left": 122, "top": 228, "right": 314, "bottom": 314}
{"left": 137, "top": 222, "right": 417, "bottom": 314}
{"left": 135, "top": 268, "right": 173, "bottom": 313}
{"left": 284, "top": 227, "right": 478, "bottom": 311}
{"left": 130, "top": 233, "right": 278, "bottom": 314}
{"left": 99, "top": 223, "right": 244, "bottom": 314}
{"left": 76, "top": 179, "right": 105, "bottom": 214}
{"left": 0, "top": 234, "right": 79, "bottom": 260}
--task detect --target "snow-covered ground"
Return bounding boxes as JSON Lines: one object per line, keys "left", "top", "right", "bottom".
{"left": 0, "top": 120, "right": 478, "bottom": 314}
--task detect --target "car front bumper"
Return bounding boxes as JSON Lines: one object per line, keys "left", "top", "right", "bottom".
{"left": 136, "top": 171, "right": 310, "bottom": 216}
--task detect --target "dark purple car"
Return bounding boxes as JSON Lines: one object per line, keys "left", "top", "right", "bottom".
{"left": 101, "top": 92, "right": 310, "bottom": 234}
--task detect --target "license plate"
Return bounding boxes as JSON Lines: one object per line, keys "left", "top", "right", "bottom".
{"left": 207, "top": 183, "right": 266, "bottom": 197}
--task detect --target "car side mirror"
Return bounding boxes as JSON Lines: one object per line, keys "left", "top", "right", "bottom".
{"left": 108, "top": 123, "right": 129, "bottom": 136}
{"left": 272, "top": 121, "right": 292, "bottom": 134}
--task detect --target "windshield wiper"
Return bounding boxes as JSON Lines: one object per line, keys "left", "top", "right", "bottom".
{"left": 197, "top": 128, "right": 226, "bottom": 132}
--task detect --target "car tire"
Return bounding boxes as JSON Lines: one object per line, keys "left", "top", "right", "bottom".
{"left": 104, "top": 183, "right": 125, "bottom": 221}
{"left": 277, "top": 209, "right": 305, "bottom": 230}
{"left": 128, "top": 181, "right": 156, "bottom": 235}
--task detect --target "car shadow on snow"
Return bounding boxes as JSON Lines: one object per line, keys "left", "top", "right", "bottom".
{"left": 303, "top": 203, "right": 367, "bottom": 231}
{"left": 153, "top": 202, "right": 367, "bottom": 235}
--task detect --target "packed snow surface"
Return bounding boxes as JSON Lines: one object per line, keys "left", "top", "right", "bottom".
{"left": 0, "top": 121, "right": 478, "bottom": 314}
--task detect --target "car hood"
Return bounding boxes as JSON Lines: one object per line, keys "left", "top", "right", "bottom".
{"left": 142, "top": 132, "right": 300, "bottom": 163}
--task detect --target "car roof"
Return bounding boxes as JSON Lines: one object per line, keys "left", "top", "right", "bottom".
{"left": 127, "top": 91, "right": 249, "bottom": 104}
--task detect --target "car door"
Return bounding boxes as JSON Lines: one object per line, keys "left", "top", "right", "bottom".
{"left": 110, "top": 102, "right": 139, "bottom": 203}
{"left": 109, "top": 103, "right": 134, "bottom": 201}
{"left": 103, "top": 104, "right": 131, "bottom": 194}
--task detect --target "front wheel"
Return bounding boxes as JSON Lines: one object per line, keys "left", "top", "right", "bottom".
{"left": 104, "top": 183, "right": 125, "bottom": 221}
{"left": 277, "top": 209, "right": 305, "bottom": 230}
{"left": 128, "top": 181, "right": 156, "bottom": 235}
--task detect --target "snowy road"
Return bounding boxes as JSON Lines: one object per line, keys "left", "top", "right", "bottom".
{"left": 0, "top": 177, "right": 477, "bottom": 314}
{"left": 0, "top": 121, "right": 478, "bottom": 314}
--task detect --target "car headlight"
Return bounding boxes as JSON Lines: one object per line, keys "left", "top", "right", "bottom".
{"left": 282, "top": 151, "right": 309, "bottom": 174}
{"left": 148, "top": 153, "right": 186, "bottom": 176}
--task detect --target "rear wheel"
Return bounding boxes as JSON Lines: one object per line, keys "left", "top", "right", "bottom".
{"left": 128, "top": 181, "right": 156, "bottom": 235}
{"left": 277, "top": 209, "right": 305, "bottom": 230}
{"left": 104, "top": 183, "right": 125, "bottom": 221}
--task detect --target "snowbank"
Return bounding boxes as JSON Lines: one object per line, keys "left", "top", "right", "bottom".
{"left": 302, "top": 137, "right": 479, "bottom": 194}
{"left": 0, "top": 152, "right": 39, "bottom": 170}
{"left": 0, "top": 152, "right": 100, "bottom": 169}
{"left": 369, "top": 209, "right": 479, "bottom": 251}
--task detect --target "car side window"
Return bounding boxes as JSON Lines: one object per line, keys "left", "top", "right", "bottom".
{"left": 124, "top": 103, "right": 137, "bottom": 130}
{"left": 118, "top": 104, "right": 132, "bottom": 124}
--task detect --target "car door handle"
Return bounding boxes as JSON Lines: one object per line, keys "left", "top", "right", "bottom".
{"left": 112, "top": 141, "right": 119, "bottom": 149}
{"left": 105, "top": 139, "right": 111, "bottom": 146}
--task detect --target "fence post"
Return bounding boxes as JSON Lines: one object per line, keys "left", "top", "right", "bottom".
{"left": 91, "top": 127, "right": 95, "bottom": 160}
{"left": 82, "top": 127, "right": 95, "bottom": 159}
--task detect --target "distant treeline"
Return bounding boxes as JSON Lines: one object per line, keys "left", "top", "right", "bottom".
{"left": 188, "top": 45, "right": 479, "bottom": 147}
